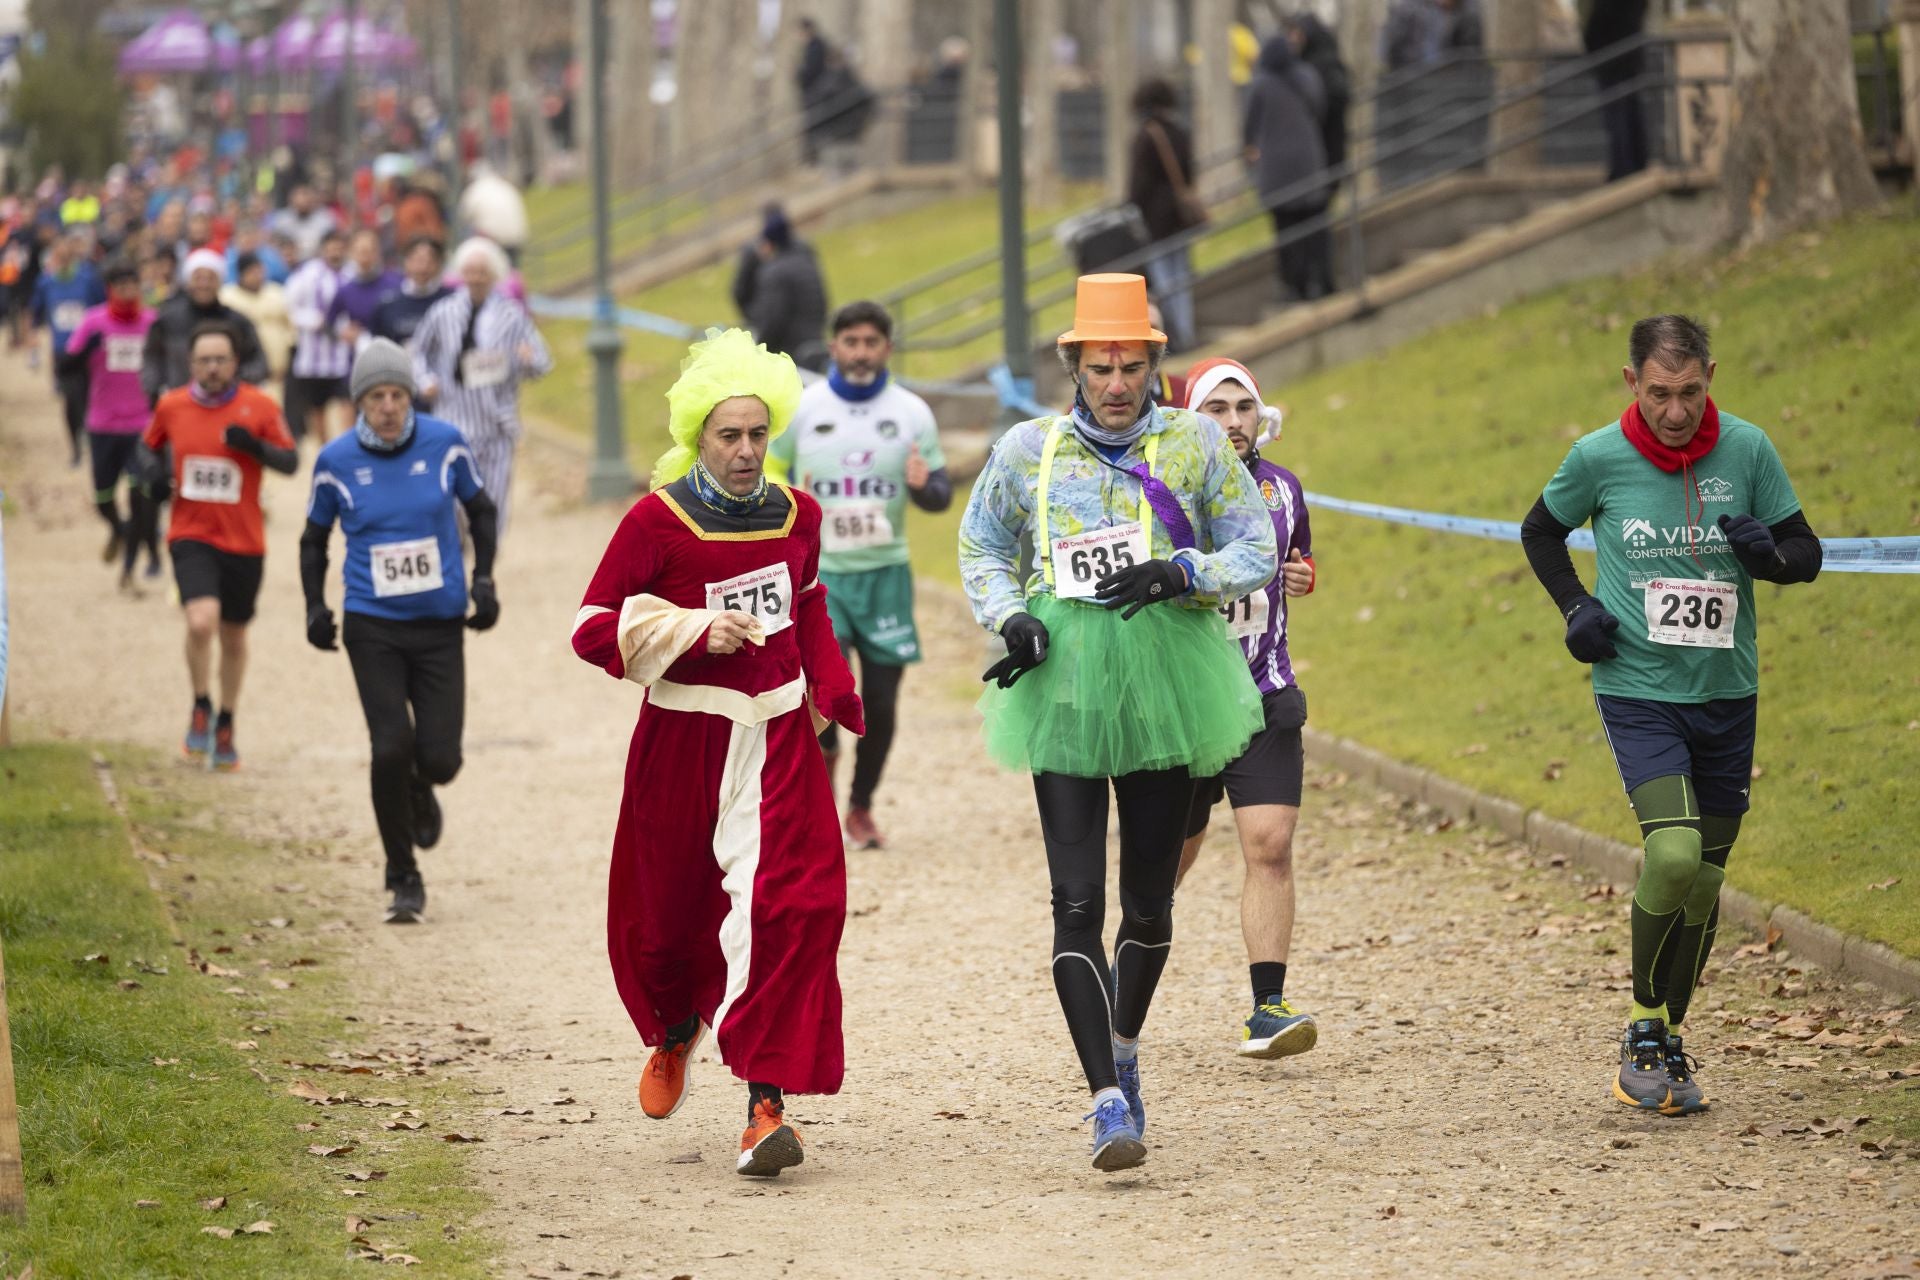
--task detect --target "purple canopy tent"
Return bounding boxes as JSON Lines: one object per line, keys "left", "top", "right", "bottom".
{"left": 117, "top": 8, "right": 218, "bottom": 76}
{"left": 310, "top": 13, "right": 386, "bottom": 72}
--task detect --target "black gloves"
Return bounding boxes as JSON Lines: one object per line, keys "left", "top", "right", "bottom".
{"left": 1563, "top": 595, "right": 1620, "bottom": 663}
{"left": 1094, "top": 558, "right": 1190, "bottom": 621}
{"left": 223, "top": 424, "right": 263, "bottom": 457}
{"left": 306, "top": 604, "right": 338, "bottom": 651}
{"left": 982, "top": 612, "right": 1049, "bottom": 688}
{"left": 466, "top": 575, "right": 499, "bottom": 631}
{"left": 1717, "top": 513, "right": 1780, "bottom": 579}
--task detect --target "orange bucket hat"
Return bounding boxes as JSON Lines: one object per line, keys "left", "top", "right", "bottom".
{"left": 1057, "top": 273, "right": 1169, "bottom": 346}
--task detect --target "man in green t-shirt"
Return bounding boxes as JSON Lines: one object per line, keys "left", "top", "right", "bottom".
{"left": 1521, "top": 314, "right": 1822, "bottom": 1117}
{"left": 767, "top": 301, "right": 952, "bottom": 849}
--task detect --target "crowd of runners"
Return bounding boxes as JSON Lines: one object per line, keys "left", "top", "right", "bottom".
{"left": 5, "top": 147, "right": 541, "bottom": 925}
{"left": 8, "top": 135, "right": 1823, "bottom": 1182}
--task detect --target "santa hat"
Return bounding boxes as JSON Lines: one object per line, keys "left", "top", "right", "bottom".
{"left": 1183, "top": 357, "right": 1284, "bottom": 448}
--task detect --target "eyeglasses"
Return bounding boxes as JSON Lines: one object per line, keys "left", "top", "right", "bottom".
{"left": 191, "top": 355, "right": 235, "bottom": 366}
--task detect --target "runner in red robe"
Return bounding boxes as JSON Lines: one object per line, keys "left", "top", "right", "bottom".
{"left": 572, "top": 327, "right": 862, "bottom": 1178}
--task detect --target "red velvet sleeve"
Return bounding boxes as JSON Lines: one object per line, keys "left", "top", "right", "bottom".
{"left": 790, "top": 494, "right": 855, "bottom": 705}
{"left": 571, "top": 503, "right": 661, "bottom": 679}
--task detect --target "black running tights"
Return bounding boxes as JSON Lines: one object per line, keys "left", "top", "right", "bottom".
{"left": 343, "top": 613, "right": 466, "bottom": 888}
{"left": 1034, "top": 767, "right": 1190, "bottom": 1094}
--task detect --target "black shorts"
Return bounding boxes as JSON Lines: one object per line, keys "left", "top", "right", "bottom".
{"left": 1187, "top": 685, "right": 1308, "bottom": 837}
{"left": 1595, "top": 692, "right": 1757, "bottom": 815}
{"left": 285, "top": 373, "right": 349, "bottom": 431}
{"left": 170, "top": 539, "right": 265, "bottom": 624}
{"left": 87, "top": 431, "right": 141, "bottom": 496}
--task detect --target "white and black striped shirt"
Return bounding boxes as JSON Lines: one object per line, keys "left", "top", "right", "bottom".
{"left": 408, "top": 290, "right": 552, "bottom": 444}
{"left": 286, "top": 258, "right": 352, "bottom": 380}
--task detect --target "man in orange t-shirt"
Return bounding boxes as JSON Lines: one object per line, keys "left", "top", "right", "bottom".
{"left": 142, "top": 322, "right": 298, "bottom": 770}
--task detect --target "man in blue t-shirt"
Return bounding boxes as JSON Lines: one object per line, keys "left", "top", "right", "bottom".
{"left": 300, "top": 339, "right": 502, "bottom": 925}
{"left": 32, "top": 230, "right": 105, "bottom": 465}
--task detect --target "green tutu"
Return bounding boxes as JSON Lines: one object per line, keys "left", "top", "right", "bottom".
{"left": 979, "top": 593, "right": 1263, "bottom": 779}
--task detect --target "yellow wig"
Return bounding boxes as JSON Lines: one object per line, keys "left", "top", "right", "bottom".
{"left": 650, "top": 327, "right": 803, "bottom": 490}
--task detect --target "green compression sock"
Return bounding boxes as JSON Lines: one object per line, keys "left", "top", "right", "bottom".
{"left": 1663, "top": 813, "right": 1740, "bottom": 1029}
{"left": 1627, "top": 777, "right": 1703, "bottom": 1016}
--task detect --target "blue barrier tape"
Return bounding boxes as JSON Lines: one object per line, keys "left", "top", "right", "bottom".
{"left": 527, "top": 294, "right": 705, "bottom": 341}
{"left": 1307, "top": 490, "right": 1920, "bottom": 574}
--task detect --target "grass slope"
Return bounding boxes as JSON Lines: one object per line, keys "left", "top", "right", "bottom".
{"left": 0, "top": 745, "right": 490, "bottom": 1277}
{"left": 1260, "top": 203, "right": 1920, "bottom": 956}
{"left": 521, "top": 184, "right": 1100, "bottom": 476}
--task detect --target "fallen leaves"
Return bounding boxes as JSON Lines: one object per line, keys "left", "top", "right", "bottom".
{"left": 1868, "top": 877, "right": 1901, "bottom": 891}
{"left": 307, "top": 1144, "right": 357, "bottom": 1158}
{"left": 666, "top": 1152, "right": 702, "bottom": 1165}
{"left": 441, "top": 1132, "right": 482, "bottom": 1143}
{"left": 200, "top": 1196, "right": 227, "bottom": 1211}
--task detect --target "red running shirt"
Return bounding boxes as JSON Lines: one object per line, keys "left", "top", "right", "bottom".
{"left": 143, "top": 384, "right": 294, "bottom": 556}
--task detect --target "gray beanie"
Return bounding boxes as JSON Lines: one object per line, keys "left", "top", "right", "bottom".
{"left": 350, "top": 337, "right": 416, "bottom": 402}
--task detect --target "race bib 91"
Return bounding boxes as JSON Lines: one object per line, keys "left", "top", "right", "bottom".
{"left": 180, "top": 454, "right": 241, "bottom": 504}
{"left": 822, "top": 501, "right": 894, "bottom": 552}
{"left": 1644, "top": 578, "right": 1737, "bottom": 648}
{"left": 1221, "top": 590, "right": 1271, "bottom": 641}
{"left": 1052, "top": 523, "right": 1147, "bottom": 600}
{"left": 370, "top": 536, "right": 444, "bottom": 597}
{"left": 706, "top": 563, "right": 793, "bottom": 634}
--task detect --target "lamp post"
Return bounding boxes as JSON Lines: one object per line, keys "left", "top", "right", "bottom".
{"left": 993, "top": 0, "right": 1030, "bottom": 436}
{"left": 340, "top": 0, "right": 359, "bottom": 174}
{"left": 446, "top": 0, "right": 463, "bottom": 200}
{"left": 584, "top": 0, "right": 635, "bottom": 500}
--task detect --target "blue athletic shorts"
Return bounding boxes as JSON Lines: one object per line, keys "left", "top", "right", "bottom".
{"left": 1594, "top": 693, "right": 1758, "bottom": 815}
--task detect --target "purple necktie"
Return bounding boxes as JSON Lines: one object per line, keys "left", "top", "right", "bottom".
{"left": 1128, "top": 464, "right": 1196, "bottom": 551}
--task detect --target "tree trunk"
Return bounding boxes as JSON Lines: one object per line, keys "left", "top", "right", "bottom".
{"left": 1026, "top": 0, "right": 1062, "bottom": 206}
{"left": 1191, "top": 0, "right": 1236, "bottom": 190}
{"left": 671, "top": 0, "right": 756, "bottom": 163}
{"left": 1102, "top": 0, "right": 1141, "bottom": 202}
{"left": 1487, "top": 0, "right": 1543, "bottom": 173}
{"left": 863, "top": 0, "right": 916, "bottom": 173}
{"left": 610, "top": 0, "right": 656, "bottom": 188}
{"left": 1340, "top": 0, "right": 1391, "bottom": 197}
{"left": 1722, "top": 0, "right": 1883, "bottom": 244}
{"left": 955, "top": 0, "right": 993, "bottom": 183}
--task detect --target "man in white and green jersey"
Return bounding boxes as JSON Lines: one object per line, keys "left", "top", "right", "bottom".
{"left": 768, "top": 300, "right": 952, "bottom": 849}
{"left": 1521, "top": 314, "right": 1822, "bottom": 1118}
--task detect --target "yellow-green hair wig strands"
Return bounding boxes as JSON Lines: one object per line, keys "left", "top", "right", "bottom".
{"left": 650, "top": 327, "right": 803, "bottom": 489}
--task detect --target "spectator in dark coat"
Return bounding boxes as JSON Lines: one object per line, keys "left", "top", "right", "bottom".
{"left": 734, "top": 207, "right": 829, "bottom": 372}
{"left": 1244, "top": 36, "right": 1331, "bottom": 303}
{"left": 1381, "top": 0, "right": 1483, "bottom": 71}
{"left": 1287, "top": 13, "right": 1352, "bottom": 171}
{"left": 1126, "top": 78, "right": 1201, "bottom": 350}
{"left": 140, "top": 249, "right": 268, "bottom": 402}
{"left": 1584, "top": 0, "right": 1651, "bottom": 181}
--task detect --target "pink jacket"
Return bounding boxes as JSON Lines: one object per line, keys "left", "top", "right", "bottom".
{"left": 65, "top": 305, "right": 158, "bottom": 433}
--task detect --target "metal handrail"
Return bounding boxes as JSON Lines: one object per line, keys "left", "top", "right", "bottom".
{"left": 885, "top": 31, "right": 1667, "bottom": 345}
{"left": 902, "top": 69, "right": 1683, "bottom": 360}
{"left": 893, "top": 30, "right": 1670, "bottom": 357}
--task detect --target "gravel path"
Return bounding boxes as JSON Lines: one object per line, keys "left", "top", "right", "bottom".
{"left": 2, "top": 353, "right": 1914, "bottom": 1279}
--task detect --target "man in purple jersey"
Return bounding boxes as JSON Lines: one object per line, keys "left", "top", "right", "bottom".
{"left": 1176, "top": 358, "right": 1320, "bottom": 1059}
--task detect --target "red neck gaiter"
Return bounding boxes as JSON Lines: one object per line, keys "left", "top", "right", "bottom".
{"left": 1621, "top": 396, "right": 1721, "bottom": 571}
{"left": 1619, "top": 396, "right": 1720, "bottom": 472}
{"left": 108, "top": 298, "right": 142, "bottom": 322}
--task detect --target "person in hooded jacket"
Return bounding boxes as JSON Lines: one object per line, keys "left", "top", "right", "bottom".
{"left": 1243, "top": 37, "right": 1329, "bottom": 304}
